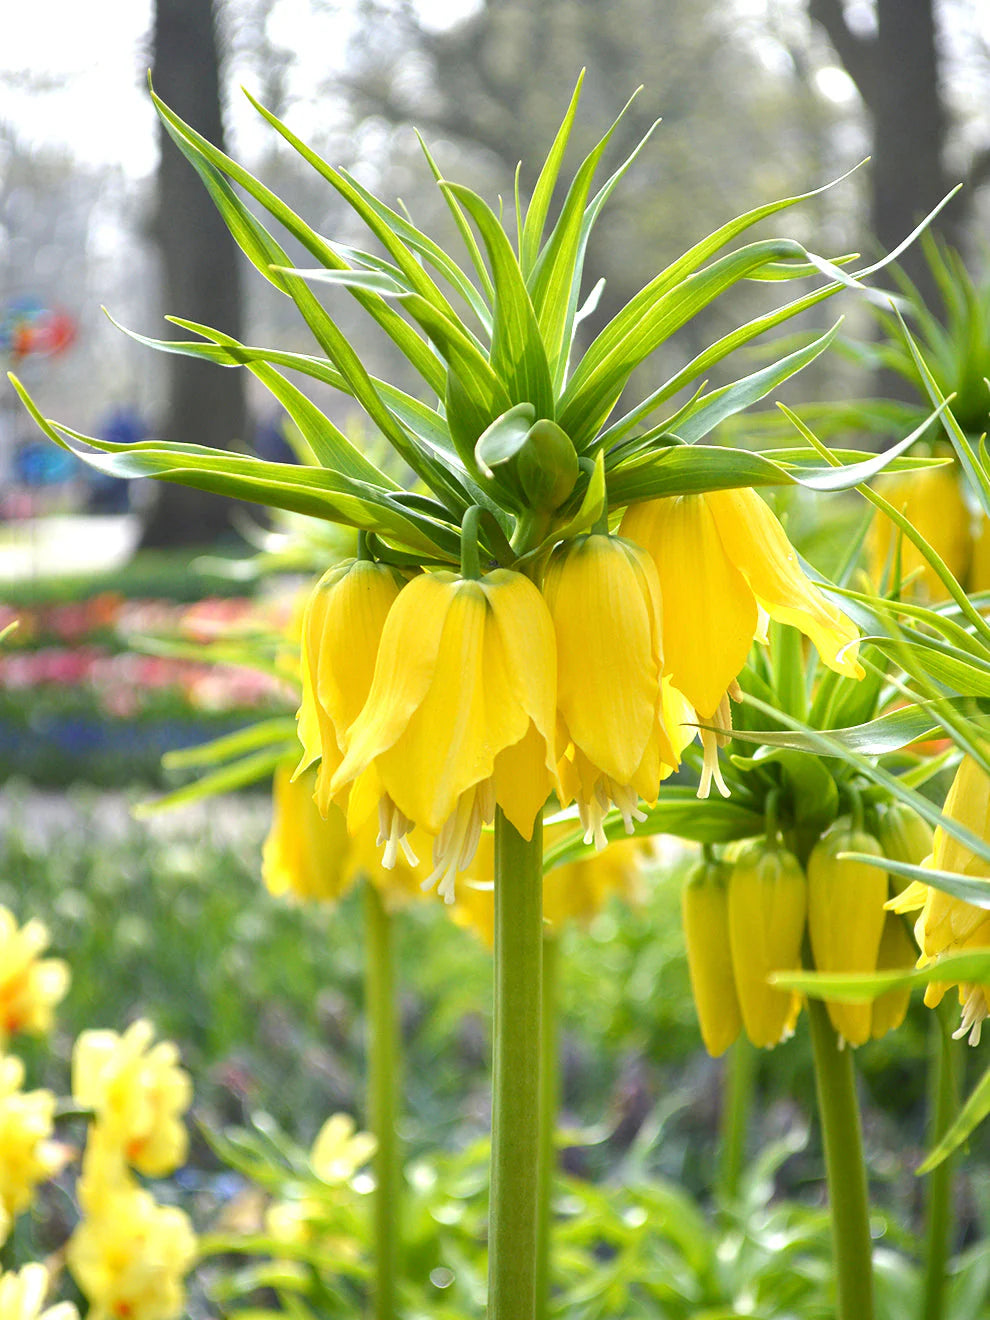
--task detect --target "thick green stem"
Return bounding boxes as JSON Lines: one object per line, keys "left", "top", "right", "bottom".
{"left": 718, "top": 1037, "right": 756, "bottom": 1203}
{"left": 807, "top": 997, "right": 875, "bottom": 1320}
{"left": 363, "top": 879, "right": 400, "bottom": 1320}
{"left": 536, "top": 930, "right": 559, "bottom": 1320}
{"left": 489, "top": 809, "right": 543, "bottom": 1320}
{"left": 921, "top": 1005, "right": 960, "bottom": 1320}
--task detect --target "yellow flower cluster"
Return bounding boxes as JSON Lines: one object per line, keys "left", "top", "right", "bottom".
{"left": 0, "top": 907, "right": 69, "bottom": 1046}
{"left": 299, "top": 490, "right": 860, "bottom": 901}
{"left": 0, "top": 1055, "right": 59, "bottom": 1234}
{"left": 0, "top": 1263, "right": 78, "bottom": 1320}
{"left": 67, "top": 1022, "right": 196, "bottom": 1320}
{"left": 889, "top": 756, "right": 990, "bottom": 1044}
{"left": 683, "top": 817, "right": 920, "bottom": 1054}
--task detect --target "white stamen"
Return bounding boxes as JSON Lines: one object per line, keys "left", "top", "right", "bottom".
{"left": 578, "top": 775, "right": 646, "bottom": 850}
{"left": 698, "top": 727, "right": 730, "bottom": 799}
{"left": 421, "top": 783, "right": 494, "bottom": 905}
{"left": 952, "top": 985, "right": 988, "bottom": 1045}
{"left": 377, "top": 796, "right": 419, "bottom": 869}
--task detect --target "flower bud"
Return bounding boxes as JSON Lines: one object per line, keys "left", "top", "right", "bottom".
{"left": 807, "top": 818, "right": 888, "bottom": 1046}
{"left": 727, "top": 838, "right": 806, "bottom": 1048}
{"left": 475, "top": 405, "right": 578, "bottom": 512}
{"left": 870, "top": 912, "right": 916, "bottom": 1040}
{"left": 682, "top": 856, "right": 741, "bottom": 1057}
{"left": 874, "top": 801, "right": 935, "bottom": 886}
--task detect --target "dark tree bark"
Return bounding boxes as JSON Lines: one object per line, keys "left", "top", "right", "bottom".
{"left": 807, "top": 0, "right": 970, "bottom": 308}
{"left": 142, "top": 0, "right": 247, "bottom": 548}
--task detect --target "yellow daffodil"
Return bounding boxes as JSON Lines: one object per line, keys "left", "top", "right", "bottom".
{"left": 620, "top": 488, "right": 862, "bottom": 791}
{"left": 544, "top": 534, "right": 685, "bottom": 846}
{"left": 807, "top": 819, "right": 888, "bottom": 1047}
{"left": 682, "top": 855, "right": 742, "bottom": 1057}
{"left": 888, "top": 755, "right": 990, "bottom": 1043}
{"left": 310, "top": 1112, "right": 377, "bottom": 1184}
{"left": 265, "top": 1114, "right": 373, "bottom": 1255}
{"left": 0, "top": 1264, "right": 78, "bottom": 1320}
{"left": 0, "top": 1056, "right": 58, "bottom": 1224}
{"left": 0, "top": 908, "right": 69, "bottom": 1045}
{"left": 297, "top": 558, "right": 405, "bottom": 816}
{"left": 869, "top": 464, "right": 971, "bottom": 598}
{"left": 67, "top": 1181, "right": 196, "bottom": 1320}
{"left": 727, "top": 839, "right": 806, "bottom": 1049}
{"left": 332, "top": 569, "right": 556, "bottom": 902}
{"left": 72, "top": 1021, "right": 191, "bottom": 1177}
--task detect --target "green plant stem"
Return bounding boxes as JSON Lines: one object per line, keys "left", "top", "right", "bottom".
{"left": 536, "top": 929, "right": 559, "bottom": 1320}
{"left": 921, "top": 1005, "right": 960, "bottom": 1320}
{"left": 363, "top": 879, "right": 400, "bottom": 1320}
{"left": 489, "top": 808, "right": 544, "bottom": 1320}
{"left": 807, "top": 997, "right": 875, "bottom": 1320}
{"left": 718, "top": 1037, "right": 756, "bottom": 1203}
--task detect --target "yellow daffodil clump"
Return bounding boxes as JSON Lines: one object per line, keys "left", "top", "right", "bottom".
{"left": 0, "top": 908, "right": 69, "bottom": 1045}
{"left": 68, "top": 1022, "right": 196, "bottom": 1320}
{"left": 266, "top": 1112, "right": 375, "bottom": 1252}
{"left": 889, "top": 755, "right": 990, "bottom": 1044}
{"left": 72, "top": 1020, "right": 191, "bottom": 1177}
{"left": 0, "top": 1055, "right": 59, "bottom": 1232}
{"left": 0, "top": 1264, "right": 78, "bottom": 1320}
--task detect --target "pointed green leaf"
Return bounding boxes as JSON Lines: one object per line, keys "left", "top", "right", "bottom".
{"left": 161, "top": 718, "right": 299, "bottom": 771}
{"left": 919, "top": 1064, "right": 990, "bottom": 1173}
{"left": 520, "top": 71, "right": 586, "bottom": 276}
{"left": 444, "top": 183, "right": 555, "bottom": 419}
{"left": 133, "top": 748, "right": 288, "bottom": 817}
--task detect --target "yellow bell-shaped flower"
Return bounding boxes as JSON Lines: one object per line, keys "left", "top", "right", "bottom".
{"left": 544, "top": 534, "right": 684, "bottom": 847}
{"left": 869, "top": 464, "right": 971, "bottom": 599}
{"left": 262, "top": 764, "right": 356, "bottom": 904}
{"left": 807, "top": 819, "right": 888, "bottom": 1047}
{"left": 727, "top": 838, "right": 806, "bottom": 1049}
{"left": 620, "top": 487, "right": 863, "bottom": 725}
{"left": 887, "top": 755, "right": 990, "bottom": 1043}
{"left": 332, "top": 568, "right": 557, "bottom": 902}
{"left": 297, "top": 559, "right": 405, "bottom": 816}
{"left": 682, "top": 855, "right": 742, "bottom": 1057}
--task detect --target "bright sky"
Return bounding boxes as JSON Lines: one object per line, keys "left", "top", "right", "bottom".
{"left": 0, "top": 0, "right": 478, "bottom": 178}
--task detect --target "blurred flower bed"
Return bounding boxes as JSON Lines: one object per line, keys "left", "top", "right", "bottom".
{"left": 0, "top": 592, "right": 296, "bottom": 787}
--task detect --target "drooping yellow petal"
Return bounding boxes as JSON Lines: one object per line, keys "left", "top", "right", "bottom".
{"left": 485, "top": 569, "right": 558, "bottom": 777}
{"left": 492, "top": 723, "right": 554, "bottom": 840}
{"left": 621, "top": 496, "right": 757, "bottom": 718}
{"left": 544, "top": 535, "right": 668, "bottom": 786}
{"left": 705, "top": 487, "right": 863, "bottom": 680}
{"left": 332, "top": 572, "right": 457, "bottom": 796}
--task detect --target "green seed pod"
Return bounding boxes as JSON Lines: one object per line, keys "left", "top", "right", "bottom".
{"left": 682, "top": 855, "right": 741, "bottom": 1058}
{"left": 727, "top": 837, "right": 806, "bottom": 1049}
{"left": 807, "top": 817, "right": 889, "bottom": 1047}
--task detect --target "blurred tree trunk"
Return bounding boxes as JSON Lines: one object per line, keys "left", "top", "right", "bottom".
{"left": 141, "top": 0, "right": 247, "bottom": 548}
{"left": 807, "top": 0, "right": 967, "bottom": 307}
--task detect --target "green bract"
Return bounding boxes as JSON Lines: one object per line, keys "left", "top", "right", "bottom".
{"left": 8, "top": 75, "right": 943, "bottom": 567}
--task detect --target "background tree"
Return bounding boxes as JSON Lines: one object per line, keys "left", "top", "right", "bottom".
{"left": 142, "top": 0, "right": 248, "bottom": 548}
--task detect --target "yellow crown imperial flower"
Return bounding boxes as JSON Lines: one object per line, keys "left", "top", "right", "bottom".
{"left": 620, "top": 487, "right": 863, "bottom": 791}
{"left": 869, "top": 463, "right": 972, "bottom": 598}
{"left": 807, "top": 818, "right": 888, "bottom": 1047}
{"left": 67, "top": 1181, "right": 197, "bottom": 1320}
{"left": 72, "top": 1021, "right": 192, "bottom": 1178}
{"left": 0, "top": 908, "right": 69, "bottom": 1045}
{"left": 727, "top": 838, "right": 806, "bottom": 1049}
{"left": 543, "top": 534, "right": 683, "bottom": 847}
{"left": 0, "top": 1263, "right": 79, "bottom": 1320}
{"left": 450, "top": 823, "right": 647, "bottom": 947}
{"left": 869, "top": 911, "right": 917, "bottom": 1040}
{"left": 262, "top": 763, "right": 356, "bottom": 903}
{"left": 887, "top": 756, "right": 990, "bottom": 1043}
{"left": 331, "top": 568, "right": 557, "bottom": 902}
{"left": 0, "top": 1056, "right": 59, "bottom": 1226}
{"left": 297, "top": 558, "right": 405, "bottom": 817}
{"left": 682, "top": 854, "right": 742, "bottom": 1057}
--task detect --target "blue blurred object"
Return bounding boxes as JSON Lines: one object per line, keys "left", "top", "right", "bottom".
{"left": 13, "top": 442, "right": 77, "bottom": 486}
{"left": 86, "top": 407, "right": 148, "bottom": 513}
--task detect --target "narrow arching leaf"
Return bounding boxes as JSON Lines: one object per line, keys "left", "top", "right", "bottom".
{"left": 444, "top": 183, "right": 555, "bottom": 419}
{"left": 918, "top": 1065, "right": 990, "bottom": 1174}
{"left": 520, "top": 70, "right": 586, "bottom": 276}
{"left": 772, "top": 949, "right": 990, "bottom": 1001}
{"left": 729, "top": 703, "right": 945, "bottom": 756}
{"left": 133, "top": 748, "right": 288, "bottom": 817}
{"left": 161, "top": 717, "right": 299, "bottom": 770}
{"left": 841, "top": 852, "right": 990, "bottom": 910}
